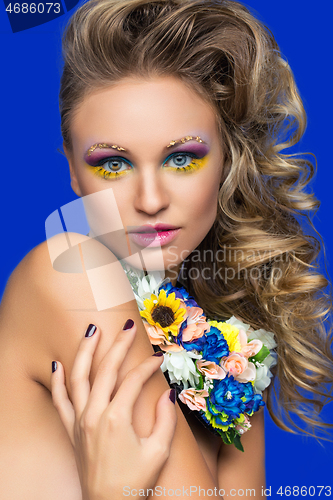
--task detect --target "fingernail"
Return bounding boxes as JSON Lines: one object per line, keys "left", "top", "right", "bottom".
{"left": 52, "top": 361, "right": 57, "bottom": 373}
{"left": 169, "top": 389, "right": 176, "bottom": 404}
{"left": 123, "top": 319, "right": 134, "bottom": 330}
{"left": 85, "top": 324, "right": 97, "bottom": 337}
{"left": 152, "top": 351, "right": 164, "bottom": 357}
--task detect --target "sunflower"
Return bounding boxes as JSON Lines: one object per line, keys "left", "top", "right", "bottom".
{"left": 140, "top": 289, "right": 186, "bottom": 338}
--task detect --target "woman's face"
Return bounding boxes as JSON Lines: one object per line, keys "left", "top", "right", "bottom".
{"left": 66, "top": 76, "right": 223, "bottom": 280}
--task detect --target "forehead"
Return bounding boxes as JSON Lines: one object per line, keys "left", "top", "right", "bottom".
{"left": 70, "top": 76, "right": 219, "bottom": 151}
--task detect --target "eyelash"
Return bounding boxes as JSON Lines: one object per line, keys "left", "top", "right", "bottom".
{"left": 88, "top": 156, "right": 133, "bottom": 179}
{"left": 87, "top": 152, "right": 207, "bottom": 179}
{"left": 162, "top": 152, "right": 206, "bottom": 173}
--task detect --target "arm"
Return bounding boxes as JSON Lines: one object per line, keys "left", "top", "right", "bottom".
{"left": 0, "top": 235, "right": 222, "bottom": 498}
{"left": 217, "top": 403, "right": 266, "bottom": 499}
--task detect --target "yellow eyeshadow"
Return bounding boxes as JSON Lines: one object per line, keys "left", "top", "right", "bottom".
{"left": 163, "top": 155, "right": 209, "bottom": 173}
{"left": 86, "top": 164, "right": 132, "bottom": 180}
{"left": 86, "top": 154, "right": 209, "bottom": 178}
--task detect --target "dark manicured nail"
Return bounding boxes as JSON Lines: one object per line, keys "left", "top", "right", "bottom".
{"left": 169, "top": 389, "right": 176, "bottom": 404}
{"left": 85, "top": 324, "right": 97, "bottom": 337}
{"left": 123, "top": 319, "right": 134, "bottom": 330}
{"left": 52, "top": 361, "right": 57, "bottom": 373}
{"left": 152, "top": 351, "right": 164, "bottom": 357}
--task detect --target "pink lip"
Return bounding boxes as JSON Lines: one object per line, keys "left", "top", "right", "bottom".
{"left": 128, "top": 224, "right": 181, "bottom": 247}
{"left": 129, "top": 223, "right": 178, "bottom": 233}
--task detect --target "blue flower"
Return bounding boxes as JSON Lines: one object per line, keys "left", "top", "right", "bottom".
{"left": 183, "top": 337, "right": 207, "bottom": 351}
{"left": 242, "top": 383, "right": 265, "bottom": 414}
{"left": 201, "top": 326, "right": 229, "bottom": 363}
{"left": 185, "top": 297, "right": 200, "bottom": 308}
{"left": 206, "top": 376, "right": 246, "bottom": 424}
{"left": 160, "top": 282, "right": 190, "bottom": 301}
{"left": 160, "top": 283, "right": 202, "bottom": 308}
{"left": 173, "top": 318, "right": 207, "bottom": 352}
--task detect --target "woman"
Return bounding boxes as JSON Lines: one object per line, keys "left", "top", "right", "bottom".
{"left": 0, "top": 0, "right": 330, "bottom": 496}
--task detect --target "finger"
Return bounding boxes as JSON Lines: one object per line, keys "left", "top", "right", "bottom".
{"left": 86, "top": 320, "right": 137, "bottom": 416}
{"left": 146, "top": 388, "right": 178, "bottom": 460}
{"left": 69, "top": 324, "right": 100, "bottom": 415}
{"left": 51, "top": 360, "right": 75, "bottom": 445}
{"left": 106, "top": 353, "right": 165, "bottom": 423}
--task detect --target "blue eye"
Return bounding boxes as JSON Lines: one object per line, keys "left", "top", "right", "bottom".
{"left": 98, "top": 156, "right": 132, "bottom": 173}
{"left": 163, "top": 153, "right": 196, "bottom": 169}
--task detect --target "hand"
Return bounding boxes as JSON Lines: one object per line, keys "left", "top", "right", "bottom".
{"left": 51, "top": 321, "right": 177, "bottom": 500}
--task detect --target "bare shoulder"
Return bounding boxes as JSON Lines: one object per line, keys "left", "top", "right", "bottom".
{"left": 0, "top": 234, "right": 139, "bottom": 389}
{"left": 1, "top": 232, "right": 122, "bottom": 311}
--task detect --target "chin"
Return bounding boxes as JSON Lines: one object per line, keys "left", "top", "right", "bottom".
{"left": 122, "top": 247, "right": 180, "bottom": 277}
{"left": 95, "top": 231, "right": 190, "bottom": 279}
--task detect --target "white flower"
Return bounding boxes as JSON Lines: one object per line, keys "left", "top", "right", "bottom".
{"left": 253, "top": 353, "right": 277, "bottom": 394}
{"left": 161, "top": 350, "right": 202, "bottom": 389}
{"left": 134, "top": 272, "right": 168, "bottom": 310}
{"left": 248, "top": 328, "right": 277, "bottom": 350}
{"left": 203, "top": 379, "right": 214, "bottom": 391}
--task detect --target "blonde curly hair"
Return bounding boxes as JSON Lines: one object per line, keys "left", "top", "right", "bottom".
{"left": 60, "top": 0, "right": 333, "bottom": 438}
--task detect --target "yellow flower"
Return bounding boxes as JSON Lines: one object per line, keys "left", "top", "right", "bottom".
{"left": 208, "top": 320, "right": 242, "bottom": 353}
{"left": 204, "top": 410, "right": 233, "bottom": 432}
{"left": 140, "top": 289, "right": 186, "bottom": 338}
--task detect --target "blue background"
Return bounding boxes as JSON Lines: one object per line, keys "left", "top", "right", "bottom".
{"left": 1, "top": 1, "right": 332, "bottom": 497}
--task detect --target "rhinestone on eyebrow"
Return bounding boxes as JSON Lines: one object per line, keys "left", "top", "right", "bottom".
{"left": 166, "top": 136, "right": 205, "bottom": 148}
{"left": 87, "top": 143, "right": 127, "bottom": 156}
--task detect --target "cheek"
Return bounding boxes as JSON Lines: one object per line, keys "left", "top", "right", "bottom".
{"left": 73, "top": 163, "right": 92, "bottom": 193}
{"left": 75, "top": 164, "right": 118, "bottom": 198}
{"left": 185, "top": 173, "right": 220, "bottom": 222}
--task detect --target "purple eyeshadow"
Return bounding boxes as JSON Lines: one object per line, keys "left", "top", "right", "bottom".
{"left": 169, "top": 143, "right": 209, "bottom": 158}
{"left": 84, "top": 140, "right": 210, "bottom": 166}
{"left": 84, "top": 150, "right": 124, "bottom": 166}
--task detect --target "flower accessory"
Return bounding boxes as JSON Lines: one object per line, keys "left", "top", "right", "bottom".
{"left": 124, "top": 268, "right": 277, "bottom": 452}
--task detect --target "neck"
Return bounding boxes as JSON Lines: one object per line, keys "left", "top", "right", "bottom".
{"left": 164, "top": 264, "right": 182, "bottom": 286}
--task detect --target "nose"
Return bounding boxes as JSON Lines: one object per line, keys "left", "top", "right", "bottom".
{"left": 133, "top": 168, "right": 170, "bottom": 216}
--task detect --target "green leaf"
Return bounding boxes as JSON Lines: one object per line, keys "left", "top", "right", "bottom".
{"left": 233, "top": 434, "right": 244, "bottom": 452}
{"left": 219, "top": 431, "right": 231, "bottom": 445}
{"left": 197, "top": 373, "right": 204, "bottom": 390}
{"left": 251, "top": 345, "right": 270, "bottom": 364}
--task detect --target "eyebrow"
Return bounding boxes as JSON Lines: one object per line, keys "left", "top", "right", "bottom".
{"left": 85, "top": 136, "right": 206, "bottom": 157}
{"left": 166, "top": 136, "right": 206, "bottom": 149}
{"left": 86, "top": 143, "right": 127, "bottom": 156}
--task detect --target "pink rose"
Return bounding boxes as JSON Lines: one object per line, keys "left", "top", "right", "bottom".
{"left": 182, "top": 307, "right": 210, "bottom": 343}
{"left": 145, "top": 324, "right": 166, "bottom": 345}
{"left": 160, "top": 343, "right": 184, "bottom": 352}
{"left": 196, "top": 360, "right": 226, "bottom": 380}
{"left": 238, "top": 328, "right": 263, "bottom": 358}
{"left": 179, "top": 388, "right": 209, "bottom": 411}
{"left": 145, "top": 324, "right": 184, "bottom": 352}
{"left": 221, "top": 352, "right": 256, "bottom": 383}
